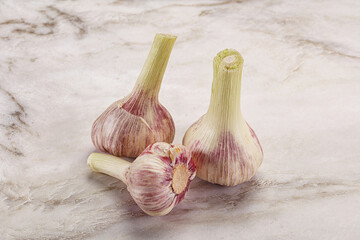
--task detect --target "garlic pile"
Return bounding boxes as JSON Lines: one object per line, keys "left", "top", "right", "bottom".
{"left": 183, "top": 49, "right": 263, "bottom": 186}
{"left": 89, "top": 35, "right": 264, "bottom": 217}
{"left": 92, "top": 33, "right": 177, "bottom": 158}
{"left": 88, "top": 142, "right": 196, "bottom": 216}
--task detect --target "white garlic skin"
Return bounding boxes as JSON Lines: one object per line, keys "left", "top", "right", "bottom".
{"left": 91, "top": 92, "right": 175, "bottom": 158}
{"left": 183, "top": 49, "right": 263, "bottom": 186}
{"left": 125, "top": 142, "right": 196, "bottom": 216}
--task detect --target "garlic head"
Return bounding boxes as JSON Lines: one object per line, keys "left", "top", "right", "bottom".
{"left": 183, "top": 49, "right": 263, "bottom": 186}
{"left": 92, "top": 34, "right": 176, "bottom": 157}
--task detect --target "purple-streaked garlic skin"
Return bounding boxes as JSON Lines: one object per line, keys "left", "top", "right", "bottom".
{"left": 91, "top": 33, "right": 176, "bottom": 158}
{"left": 126, "top": 142, "right": 196, "bottom": 216}
{"left": 91, "top": 92, "right": 175, "bottom": 158}
{"left": 183, "top": 120, "right": 263, "bottom": 186}
{"left": 183, "top": 49, "right": 263, "bottom": 186}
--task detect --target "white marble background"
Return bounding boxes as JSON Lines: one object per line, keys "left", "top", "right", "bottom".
{"left": 1, "top": 0, "right": 360, "bottom": 239}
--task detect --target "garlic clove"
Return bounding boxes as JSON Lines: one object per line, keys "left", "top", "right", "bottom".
{"left": 88, "top": 142, "right": 196, "bottom": 216}
{"left": 183, "top": 49, "right": 263, "bottom": 186}
{"left": 92, "top": 34, "right": 176, "bottom": 157}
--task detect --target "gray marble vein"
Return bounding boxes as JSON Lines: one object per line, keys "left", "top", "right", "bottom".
{"left": 0, "top": 0, "right": 360, "bottom": 239}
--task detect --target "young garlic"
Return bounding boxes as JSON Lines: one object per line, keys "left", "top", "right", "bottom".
{"left": 183, "top": 49, "right": 263, "bottom": 186}
{"left": 88, "top": 142, "right": 196, "bottom": 216}
{"left": 92, "top": 33, "right": 177, "bottom": 157}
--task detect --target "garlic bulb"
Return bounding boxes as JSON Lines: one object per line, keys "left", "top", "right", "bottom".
{"left": 88, "top": 142, "right": 196, "bottom": 216}
{"left": 92, "top": 34, "right": 177, "bottom": 157}
{"left": 183, "top": 49, "right": 263, "bottom": 186}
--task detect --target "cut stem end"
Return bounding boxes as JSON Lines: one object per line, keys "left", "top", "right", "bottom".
{"left": 214, "top": 49, "right": 244, "bottom": 70}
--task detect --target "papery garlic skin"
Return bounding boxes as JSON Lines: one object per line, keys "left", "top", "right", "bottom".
{"left": 127, "top": 142, "right": 196, "bottom": 216}
{"left": 183, "top": 49, "right": 263, "bottom": 186}
{"left": 91, "top": 95, "right": 174, "bottom": 158}
{"left": 92, "top": 34, "right": 176, "bottom": 158}
{"left": 88, "top": 142, "right": 196, "bottom": 216}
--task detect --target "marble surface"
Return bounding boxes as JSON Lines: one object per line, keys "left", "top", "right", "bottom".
{"left": 1, "top": 0, "right": 360, "bottom": 239}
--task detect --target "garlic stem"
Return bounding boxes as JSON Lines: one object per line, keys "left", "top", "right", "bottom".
{"left": 87, "top": 153, "right": 130, "bottom": 184}
{"left": 133, "top": 33, "right": 177, "bottom": 99}
{"left": 206, "top": 49, "right": 244, "bottom": 129}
